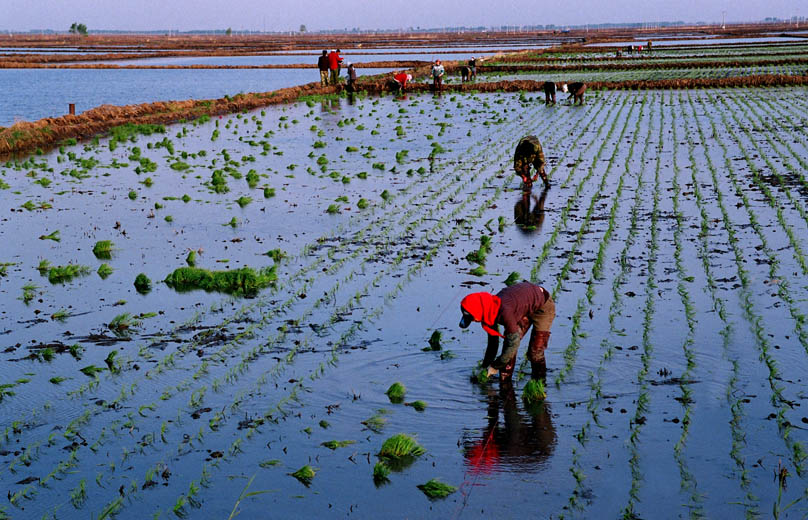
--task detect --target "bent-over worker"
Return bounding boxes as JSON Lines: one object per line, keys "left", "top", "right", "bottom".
{"left": 459, "top": 281, "right": 555, "bottom": 382}
{"left": 513, "top": 135, "right": 549, "bottom": 189}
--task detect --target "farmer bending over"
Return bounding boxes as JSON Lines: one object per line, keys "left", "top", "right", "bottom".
{"left": 389, "top": 72, "right": 412, "bottom": 92}
{"left": 543, "top": 81, "right": 557, "bottom": 105}
{"left": 459, "top": 281, "right": 555, "bottom": 382}
{"left": 514, "top": 135, "right": 549, "bottom": 189}
{"left": 563, "top": 82, "right": 586, "bottom": 105}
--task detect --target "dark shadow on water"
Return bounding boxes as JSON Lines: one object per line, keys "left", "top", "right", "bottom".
{"left": 513, "top": 186, "right": 548, "bottom": 234}
{"left": 462, "top": 380, "right": 556, "bottom": 475}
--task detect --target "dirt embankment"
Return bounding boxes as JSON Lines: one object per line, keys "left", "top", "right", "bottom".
{"left": 478, "top": 56, "right": 808, "bottom": 73}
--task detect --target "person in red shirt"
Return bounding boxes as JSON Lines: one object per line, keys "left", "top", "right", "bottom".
{"left": 459, "top": 281, "right": 555, "bottom": 382}
{"left": 327, "top": 49, "right": 343, "bottom": 85}
{"left": 389, "top": 72, "right": 412, "bottom": 92}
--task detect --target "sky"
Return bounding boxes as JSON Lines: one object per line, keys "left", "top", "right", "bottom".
{"left": 2, "top": 0, "right": 805, "bottom": 32}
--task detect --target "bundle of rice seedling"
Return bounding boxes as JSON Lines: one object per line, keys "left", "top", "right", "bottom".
{"left": 289, "top": 465, "right": 316, "bottom": 486}
{"left": 373, "top": 462, "right": 390, "bottom": 486}
{"left": 523, "top": 378, "right": 547, "bottom": 406}
{"left": 378, "top": 433, "right": 425, "bottom": 464}
{"left": 385, "top": 382, "right": 406, "bottom": 404}
{"left": 92, "top": 240, "right": 114, "bottom": 259}
{"left": 164, "top": 266, "right": 277, "bottom": 296}
{"left": 417, "top": 479, "right": 457, "bottom": 499}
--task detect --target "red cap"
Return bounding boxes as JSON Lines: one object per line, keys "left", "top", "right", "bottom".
{"left": 460, "top": 292, "right": 502, "bottom": 337}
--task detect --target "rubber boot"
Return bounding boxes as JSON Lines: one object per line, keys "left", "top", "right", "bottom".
{"left": 528, "top": 330, "right": 551, "bottom": 381}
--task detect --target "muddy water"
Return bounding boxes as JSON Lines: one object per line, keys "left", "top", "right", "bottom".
{"left": 1, "top": 87, "right": 808, "bottom": 518}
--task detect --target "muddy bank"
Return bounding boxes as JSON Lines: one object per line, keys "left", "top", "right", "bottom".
{"left": 480, "top": 56, "right": 808, "bottom": 72}
{"left": 3, "top": 72, "right": 807, "bottom": 159}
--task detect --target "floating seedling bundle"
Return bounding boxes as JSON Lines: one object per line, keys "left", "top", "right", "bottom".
{"left": 164, "top": 266, "right": 277, "bottom": 296}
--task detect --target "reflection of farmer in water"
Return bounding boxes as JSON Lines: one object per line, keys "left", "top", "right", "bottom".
{"left": 459, "top": 281, "right": 555, "bottom": 382}
{"left": 514, "top": 187, "right": 548, "bottom": 233}
{"left": 514, "top": 135, "right": 550, "bottom": 190}
{"left": 463, "top": 381, "right": 556, "bottom": 474}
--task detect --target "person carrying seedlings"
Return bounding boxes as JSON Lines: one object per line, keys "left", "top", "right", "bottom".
{"left": 346, "top": 63, "right": 358, "bottom": 92}
{"left": 513, "top": 135, "right": 549, "bottom": 189}
{"left": 328, "top": 48, "right": 343, "bottom": 85}
{"left": 468, "top": 56, "right": 477, "bottom": 79}
{"left": 563, "top": 82, "right": 586, "bottom": 105}
{"left": 389, "top": 71, "right": 412, "bottom": 92}
{"left": 431, "top": 59, "right": 445, "bottom": 91}
{"left": 459, "top": 281, "right": 555, "bottom": 382}
{"left": 542, "top": 81, "right": 557, "bottom": 105}
{"left": 317, "top": 50, "right": 329, "bottom": 87}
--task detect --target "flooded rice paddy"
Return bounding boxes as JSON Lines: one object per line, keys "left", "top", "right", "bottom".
{"left": 2, "top": 86, "right": 808, "bottom": 518}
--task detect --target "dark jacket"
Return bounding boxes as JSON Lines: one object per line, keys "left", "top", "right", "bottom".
{"left": 318, "top": 54, "right": 329, "bottom": 71}
{"left": 513, "top": 135, "right": 546, "bottom": 179}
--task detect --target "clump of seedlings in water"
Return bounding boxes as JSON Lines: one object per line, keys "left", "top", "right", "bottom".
{"left": 109, "top": 313, "right": 142, "bottom": 337}
{"left": 427, "top": 330, "right": 441, "bottom": 351}
{"left": 39, "top": 230, "right": 60, "bottom": 242}
{"left": 97, "top": 263, "right": 113, "bottom": 279}
{"left": 385, "top": 382, "right": 406, "bottom": 403}
{"left": 504, "top": 271, "right": 521, "bottom": 286}
{"left": 523, "top": 379, "right": 547, "bottom": 406}
{"left": 134, "top": 273, "right": 152, "bottom": 293}
{"left": 417, "top": 479, "right": 457, "bottom": 499}
{"left": 405, "top": 400, "right": 427, "bottom": 412}
{"left": 164, "top": 266, "right": 277, "bottom": 296}
{"left": 48, "top": 264, "right": 91, "bottom": 284}
{"left": 362, "top": 409, "right": 390, "bottom": 433}
{"left": 321, "top": 440, "right": 355, "bottom": 450}
{"left": 289, "top": 465, "right": 316, "bottom": 486}
{"left": 470, "top": 361, "right": 489, "bottom": 384}
{"left": 92, "top": 240, "right": 114, "bottom": 259}
{"left": 373, "top": 462, "right": 390, "bottom": 485}
{"left": 21, "top": 283, "right": 38, "bottom": 304}
{"left": 236, "top": 196, "right": 252, "bottom": 208}
{"left": 264, "top": 249, "right": 286, "bottom": 263}
{"left": 378, "top": 433, "right": 425, "bottom": 467}
{"left": 186, "top": 250, "right": 197, "bottom": 266}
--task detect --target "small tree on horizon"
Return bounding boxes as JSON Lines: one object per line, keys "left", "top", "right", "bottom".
{"left": 299, "top": 24, "right": 307, "bottom": 33}
{"left": 225, "top": 27, "right": 232, "bottom": 36}
{"left": 69, "top": 22, "right": 88, "bottom": 36}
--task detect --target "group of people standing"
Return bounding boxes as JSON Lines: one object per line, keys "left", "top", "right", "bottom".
{"left": 318, "top": 49, "right": 357, "bottom": 91}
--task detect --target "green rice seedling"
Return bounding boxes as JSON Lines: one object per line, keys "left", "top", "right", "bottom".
{"left": 326, "top": 204, "right": 340, "bottom": 214}
{"left": 470, "top": 361, "right": 489, "bottom": 384}
{"left": 134, "top": 273, "right": 152, "bottom": 293}
{"left": 264, "top": 249, "right": 286, "bottom": 263}
{"left": 105, "top": 351, "right": 119, "bottom": 373}
{"left": 258, "top": 459, "right": 281, "bottom": 468}
{"left": 523, "top": 379, "right": 547, "bottom": 406}
{"left": 128, "top": 190, "right": 137, "bottom": 200}
{"left": 428, "top": 330, "right": 441, "bottom": 350}
{"left": 470, "top": 266, "right": 487, "bottom": 277}
{"left": 504, "top": 271, "right": 521, "bottom": 286}
{"left": 362, "top": 411, "right": 389, "bottom": 433}
{"left": 165, "top": 215, "right": 174, "bottom": 223}
{"left": 224, "top": 217, "right": 238, "bottom": 227}
{"left": 97, "top": 263, "right": 113, "bottom": 279}
{"left": 141, "top": 176, "right": 153, "bottom": 187}
{"left": 385, "top": 382, "right": 406, "bottom": 403}
{"left": 38, "top": 230, "right": 60, "bottom": 242}
{"left": 380, "top": 189, "right": 391, "bottom": 201}
{"left": 49, "top": 376, "right": 68, "bottom": 384}
{"left": 164, "top": 266, "right": 277, "bottom": 296}
{"left": 170, "top": 160, "right": 190, "bottom": 171}
{"left": 48, "top": 264, "right": 91, "bottom": 284}
{"left": 289, "top": 465, "right": 316, "bottom": 486}
{"left": 70, "top": 479, "right": 87, "bottom": 508}
{"left": 417, "top": 479, "right": 456, "bottom": 499}
{"left": 263, "top": 187, "right": 275, "bottom": 198}
{"left": 92, "top": 240, "right": 114, "bottom": 259}
{"left": 236, "top": 196, "right": 252, "bottom": 208}
{"left": 182, "top": 194, "right": 192, "bottom": 203}
{"left": 210, "top": 170, "right": 229, "bottom": 193}
{"left": 319, "top": 420, "right": 330, "bottom": 429}
{"left": 0, "top": 383, "right": 15, "bottom": 401}
{"left": 69, "top": 343, "right": 83, "bottom": 359}
{"left": 79, "top": 365, "right": 105, "bottom": 377}
{"left": 405, "top": 401, "right": 427, "bottom": 412}
{"left": 440, "top": 350, "right": 455, "bottom": 360}
{"left": 321, "top": 440, "right": 356, "bottom": 450}
{"left": 373, "top": 462, "right": 390, "bottom": 485}
{"left": 378, "top": 433, "right": 425, "bottom": 467}
{"left": 51, "top": 308, "right": 69, "bottom": 321}
{"left": 246, "top": 170, "right": 260, "bottom": 188}
{"left": 109, "top": 313, "right": 142, "bottom": 336}
{"left": 357, "top": 198, "right": 369, "bottom": 209}
{"left": 186, "top": 250, "right": 197, "bottom": 267}
{"left": 356, "top": 171, "right": 367, "bottom": 179}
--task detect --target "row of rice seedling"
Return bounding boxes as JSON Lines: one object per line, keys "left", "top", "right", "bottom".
{"left": 680, "top": 91, "right": 754, "bottom": 515}
{"left": 692, "top": 91, "right": 806, "bottom": 480}
{"left": 621, "top": 92, "right": 664, "bottom": 519}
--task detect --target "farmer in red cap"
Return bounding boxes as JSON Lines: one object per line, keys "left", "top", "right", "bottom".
{"left": 459, "top": 281, "right": 555, "bottom": 382}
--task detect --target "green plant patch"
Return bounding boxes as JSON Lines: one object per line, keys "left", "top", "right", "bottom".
{"left": 164, "top": 266, "right": 277, "bottom": 296}
{"left": 428, "top": 330, "right": 441, "bottom": 350}
{"left": 373, "top": 462, "right": 390, "bottom": 486}
{"left": 92, "top": 240, "right": 114, "bottom": 259}
{"left": 109, "top": 313, "right": 142, "bottom": 337}
{"left": 523, "top": 378, "right": 547, "bottom": 406}
{"left": 321, "top": 440, "right": 356, "bottom": 450}
{"left": 378, "top": 434, "right": 425, "bottom": 469}
{"left": 417, "top": 479, "right": 457, "bottom": 499}
{"left": 405, "top": 400, "right": 427, "bottom": 412}
{"left": 385, "top": 382, "right": 406, "bottom": 403}
{"left": 504, "top": 271, "right": 521, "bottom": 286}
{"left": 289, "top": 465, "right": 316, "bottom": 486}
{"left": 48, "top": 264, "right": 91, "bottom": 284}
{"left": 38, "top": 230, "right": 60, "bottom": 242}
{"left": 134, "top": 273, "right": 152, "bottom": 293}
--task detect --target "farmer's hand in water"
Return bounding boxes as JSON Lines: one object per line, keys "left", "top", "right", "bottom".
{"left": 487, "top": 366, "right": 499, "bottom": 377}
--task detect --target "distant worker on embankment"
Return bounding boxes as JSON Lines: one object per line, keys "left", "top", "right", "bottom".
{"left": 459, "top": 281, "right": 556, "bottom": 383}
{"left": 346, "top": 63, "right": 357, "bottom": 92}
{"left": 513, "top": 135, "right": 549, "bottom": 189}
{"left": 328, "top": 49, "right": 343, "bottom": 85}
{"left": 431, "top": 60, "right": 445, "bottom": 91}
{"left": 563, "top": 82, "right": 587, "bottom": 105}
{"left": 318, "top": 50, "right": 329, "bottom": 87}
